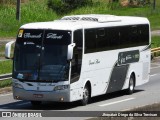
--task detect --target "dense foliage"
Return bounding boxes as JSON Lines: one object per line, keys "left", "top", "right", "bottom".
{"left": 47, "top": 0, "right": 92, "bottom": 14}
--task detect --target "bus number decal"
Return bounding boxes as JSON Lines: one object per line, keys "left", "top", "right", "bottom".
{"left": 118, "top": 50, "right": 139, "bottom": 65}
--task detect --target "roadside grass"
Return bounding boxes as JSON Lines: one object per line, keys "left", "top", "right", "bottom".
{"left": 151, "top": 36, "right": 160, "bottom": 48}
{"left": 0, "top": 60, "right": 12, "bottom": 88}
{"left": 0, "top": 0, "right": 160, "bottom": 38}
{"left": 0, "top": 79, "right": 12, "bottom": 89}
{"left": 0, "top": 60, "right": 12, "bottom": 74}
{"left": 0, "top": 44, "right": 5, "bottom": 53}
{"left": 0, "top": 45, "right": 5, "bottom": 58}
{"left": 0, "top": 0, "right": 58, "bottom": 38}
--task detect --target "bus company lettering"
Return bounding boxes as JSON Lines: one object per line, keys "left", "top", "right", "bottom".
{"left": 89, "top": 59, "right": 100, "bottom": 65}
{"left": 24, "top": 33, "right": 42, "bottom": 39}
{"left": 46, "top": 33, "right": 63, "bottom": 39}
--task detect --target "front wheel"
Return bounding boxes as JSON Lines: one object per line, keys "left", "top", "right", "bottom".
{"left": 81, "top": 85, "right": 90, "bottom": 106}
{"left": 126, "top": 75, "right": 135, "bottom": 95}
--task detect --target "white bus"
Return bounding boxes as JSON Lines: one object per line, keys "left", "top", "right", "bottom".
{"left": 5, "top": 14, "right": 150, "bottom": 106}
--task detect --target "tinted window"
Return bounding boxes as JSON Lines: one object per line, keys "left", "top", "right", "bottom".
{"left": 14, "top": 29, "right": 71, "bottom": 82}
{"left": 85, "top": 29, "right": 97, "bottom": 53}
{"left": 84, "top": 24, "right": 149, "bottom": 54}
{"left": 106, "top": 27, "right": 120, "bottom": 50}
{"left": 139, "top": 25, "right": 149, "bottom": 45}
{"left": 74, "top": 29, "right": 83, "bottom": 47}
{"left": 96, "top": 28, "right": 109, "bottom": 51}
{"left": 71, "top": 29, "right": 83, "bottom": 83}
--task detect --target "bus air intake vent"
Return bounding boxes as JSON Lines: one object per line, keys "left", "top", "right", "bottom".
{"left": 80, "top": 17, "right": 98, "bottom": 22}
{"left": 60, "top": 15, "right": 121, "bottom": 23}
{"left": 61, "top": 17, "right": 80, "bottom": 21}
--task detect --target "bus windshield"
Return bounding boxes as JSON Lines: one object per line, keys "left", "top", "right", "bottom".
{"left": 13, "top": 29, "right": 71, "bottom": 82}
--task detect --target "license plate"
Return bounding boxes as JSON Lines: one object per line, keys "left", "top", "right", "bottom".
{"left": 33, "top": 94, "right": 43, "bottom": 98}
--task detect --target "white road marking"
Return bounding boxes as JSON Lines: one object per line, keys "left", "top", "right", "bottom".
{"left": 150, "top": 74, "right": 158, "bottom": 77}
{"left": 99, "top": 98, "right": 135, "bottom": 107}
{"left": 0, "top": 93, "right": 12, "bottom": 97}
{"left": 121, "top": 108, "right": 133, "bottom": 111}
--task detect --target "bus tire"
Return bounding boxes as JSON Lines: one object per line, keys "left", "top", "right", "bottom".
{"left": 126, "top": 75, "right": 135, "bottom": 95}
{"left": 81, "top": 85, "right": 90, "bottom": 106}
{"left": 30, "top": 101, "right": 42, "bottom": 106}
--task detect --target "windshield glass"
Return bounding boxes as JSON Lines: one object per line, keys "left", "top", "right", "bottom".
{"left": 13, "top": 29, "right": 71, "bottom": 82}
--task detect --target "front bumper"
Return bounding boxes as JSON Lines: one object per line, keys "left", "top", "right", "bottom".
{"left": 13, "top": 87, "right": 70, "bottom": 102}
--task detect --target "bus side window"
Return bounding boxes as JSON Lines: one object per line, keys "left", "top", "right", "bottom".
{"left": 85, "top": 29, "right": 96, "bottom": 53}
{"left": 74, "top": 29, "right": 83, "bottom": 48}
{"left": 130, "top": 25, "right": 139, "bottom": 46}
{"left": 139, "top": 25, "right": 149, "bottom": 46}
{"left": 107, "top": 27, "right": 120, "bottom": 50}
{"left": 96, "top": 28, "right": 107, "bottom": 51}
{"left": 119, "top": 26, "right": 130, "bottom": 48}
{"left": 71, "top": 29, "right": 83, "bottom": 83}
{"left": 98, "top": 28, "right": 105, "bottom": 37}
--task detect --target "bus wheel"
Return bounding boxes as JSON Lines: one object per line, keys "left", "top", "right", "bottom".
{"left": 81, "top": 85, "right": 90, "bottom": 106}
{"left": 126, "top": 75, "right": 135, "bottom": 95}
{"left": 30, "top": 101, "right": 42, "bottom": 106}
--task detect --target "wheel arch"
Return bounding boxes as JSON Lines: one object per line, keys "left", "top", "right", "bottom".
{"left": 130, "top": 72, "right": 136, "bottom": 87}
{"left": 83, "top": 80, "right": 92, "bottom": 97}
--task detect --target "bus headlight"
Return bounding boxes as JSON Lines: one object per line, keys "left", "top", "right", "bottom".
{"left": 13, "top": 83, "right": 24, "bottom": 89}
{"left": 54, "top": 85, "right": 69, "bottom": 91}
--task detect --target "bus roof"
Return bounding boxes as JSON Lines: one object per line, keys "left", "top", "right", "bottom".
{"left": 20, "top": 14, "right": 150, "bottom": 30}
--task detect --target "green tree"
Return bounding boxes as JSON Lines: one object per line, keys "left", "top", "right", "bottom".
{"left": 47, "top": 0, "right": 92, "bottom": 15}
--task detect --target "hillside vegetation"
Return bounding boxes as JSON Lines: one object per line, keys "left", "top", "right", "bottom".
{"left": 0, "top": 0, "right": 160, "bottom": 38}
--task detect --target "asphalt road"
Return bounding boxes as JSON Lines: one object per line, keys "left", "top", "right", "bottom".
{"left": 0, "top": 58, "right": 160, "bottom": 120}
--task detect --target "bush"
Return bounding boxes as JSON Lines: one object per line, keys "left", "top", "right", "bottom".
{"left": 47, "top": 0, "right": 92, "bottom": 15}
{"left": 108, "top": 1, "right": 121, "bottom": 10}
{"left": 128, "top": 0, "right": 151, "bottom": 6}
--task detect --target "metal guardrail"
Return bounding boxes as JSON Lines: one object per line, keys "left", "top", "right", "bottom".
{"left": 0, "top": 73, "right": 12, "bottom": 81}
{"left": 151, "top": 47, "right": 160, "bottom": 53}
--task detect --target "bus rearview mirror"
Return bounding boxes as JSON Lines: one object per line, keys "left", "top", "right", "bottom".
{"left": 5, "top": 41, "right": 15, "bottom": 59}
{"left": 67, "top": 43, "right": 76, "bottom": 60}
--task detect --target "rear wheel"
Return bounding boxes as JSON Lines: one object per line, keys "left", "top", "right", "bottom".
{"left": 126, "top": 75, "right": 135, "bottom": 95}
{"left": 81, "top": 85, "right": 90, "bottom": 106}
{"left": 30, "top": 101, "right": 42, "bottom": 106}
